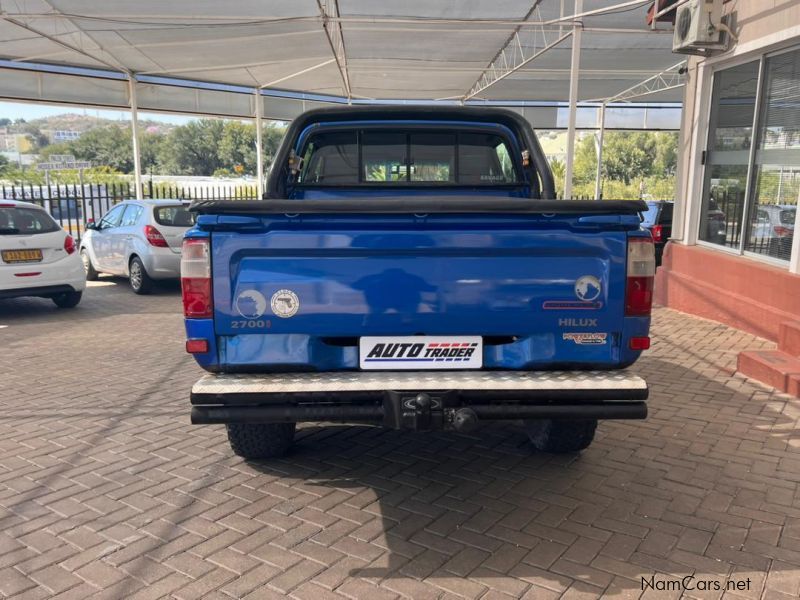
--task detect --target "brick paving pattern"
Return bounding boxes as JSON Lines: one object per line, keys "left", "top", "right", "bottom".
{"left": 0, "top": 278, "right": 798, "bottom": 599}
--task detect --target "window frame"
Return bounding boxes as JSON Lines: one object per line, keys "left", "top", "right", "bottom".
{"left": 697, "top": 44, "right": 800, "bottom": 270}
{"left": 120, "top": 204, "right": 144, "bottom": 227}
{"left": 295, "top": 124, "right": 526, "bottom": 188}
{"left": 98, "top": 203, "right": 126, "bottom": 230}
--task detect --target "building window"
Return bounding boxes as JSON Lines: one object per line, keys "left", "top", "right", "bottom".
{"left": 744, "top": 49, "right": 799, "bottom": 261}
{"left": 699, "top": 49, "right": 799, "bottom": 264}
{"left": 699, "top": 60, "right": 760, "bottom": 250}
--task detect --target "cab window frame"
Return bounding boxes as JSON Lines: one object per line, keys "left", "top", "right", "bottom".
{"left": 295, "top": 124, "right": 526, "bottom": 188}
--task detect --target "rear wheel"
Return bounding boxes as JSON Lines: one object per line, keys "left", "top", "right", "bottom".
{"left": 129, "top": 256, "right": 153, "bottom": 295}
{"left": 227, "top": 423, "right": 296, "bottom": 459}
{"left": 52, "top": 291, "right": 82, "bottom": 309}
{"left": 81, "top": 250, "right": 99, "bottom": 281}
{"left": 525, "top": 419, "right": 597, "bottom": 454}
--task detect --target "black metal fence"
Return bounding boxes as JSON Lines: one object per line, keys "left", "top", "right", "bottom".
{"left": 1, "top": 181, "right": 259, "bottom": 243}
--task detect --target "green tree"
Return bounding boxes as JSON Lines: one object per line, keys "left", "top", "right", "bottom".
{"left": 20, "top": 123, "right": 49, "bottom": 151}
{"left": 140, "top": 132, "right": 166, "bottom": 175}
{"left": 549, "top": 158, "right": 565, "bottom": 197}
{"left": 0, "top": 154, "right": 9, "bottom": 176}
{"left": 218, "top": 121, "right": 257, "bottom": 174}
{"left": 653, "top": 132, "right": 678, "bottom": 178}
{"left": 262, "top": 123, "right": 287, "bottom": 169}
{"left": 602, "top": 132, "right": 657, "bottom": 185}
{"left": 573, "top": 135, "right": 598, "bottom": 186}
{"left": 66, "top": 125, "right": 134, "bottom": 172}
{"left": 158, "top": 119, "right": 225, "bottom": 175}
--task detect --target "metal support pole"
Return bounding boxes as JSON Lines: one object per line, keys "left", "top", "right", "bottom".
{"left": 128, "top": 74, "right": 143, "bottom": 200}
{"left": 254, "top": 88, "right": 265, "bottom": 198}
{"left": 564, "top": 0, "right": 583, "bottom": 199}
{"left": 594, "top": 102, "right": 606, "bottom": 200}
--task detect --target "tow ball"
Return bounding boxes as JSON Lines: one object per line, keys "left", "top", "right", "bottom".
{"left": 383, "top": 391, "right": 479, "bottom": 432}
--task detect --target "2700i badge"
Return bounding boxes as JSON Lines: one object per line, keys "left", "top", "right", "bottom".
{"left": 360, "top": 336, "right": 483, "bottom": 370}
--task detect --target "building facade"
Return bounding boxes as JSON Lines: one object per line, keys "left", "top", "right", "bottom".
{"left": 657, "top": 0, "right": 800, "bottom": 395}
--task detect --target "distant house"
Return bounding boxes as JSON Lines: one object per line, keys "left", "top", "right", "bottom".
{"left": 0, "top": 133, "right": 33, "bottom": 153}
{"left": 49, "top": 130, "right": 82, "bottom": 142}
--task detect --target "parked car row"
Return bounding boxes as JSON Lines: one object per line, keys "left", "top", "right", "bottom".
{"left": 0, "top": 198, "right": 196, "bottom": 308}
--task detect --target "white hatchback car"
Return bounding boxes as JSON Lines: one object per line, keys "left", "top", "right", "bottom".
{"left": 79, "top": 199, "right": 196, "bottom": 294}
{"left": 0, "top": 199, "right": 86, "bottom": 308}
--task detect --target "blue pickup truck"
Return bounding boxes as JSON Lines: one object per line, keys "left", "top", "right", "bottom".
{"left": 182, "top": 107, "right": 653, "bottom": 459}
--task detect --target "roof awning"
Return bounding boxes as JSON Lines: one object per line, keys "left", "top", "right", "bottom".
{"left": 0, "top": 0, "right": 684, "bottom": 104}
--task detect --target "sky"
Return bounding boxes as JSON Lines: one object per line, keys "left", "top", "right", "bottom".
{"left": 0, "top": 100, "right": 195, "bottom": 125}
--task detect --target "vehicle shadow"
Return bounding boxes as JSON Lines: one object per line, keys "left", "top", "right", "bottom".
{"left": 0, "top": 276, "right": 182, "bottom": 321}
{"left": 242, "top": 355, "right": 796, "bottom": 596}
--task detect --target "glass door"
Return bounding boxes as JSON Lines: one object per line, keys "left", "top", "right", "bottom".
{"left": 699, "top": 60, "right": 761, "bottom": 250}
{"left": 743, "top": 48, "right": 800, "bottom": 262}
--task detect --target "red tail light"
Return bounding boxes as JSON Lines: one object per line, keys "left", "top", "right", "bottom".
{"left": 650, "top": 224, "right": 664, "bottom": 243}
{"left": 625, "top": 237, "right": 655, "bottom": 316}
{"left": 181, "top": 238, "right": 212, "bottom": 318}
{"left": 144, "top": 225, "right": 169, "bottom": 247}
{"left": 64, "top": 235, "right": 76, "bottom": 255}
{"left": 774, "top": 225, "right": 791, "bottom": 237}
{"left": 629, "top": 336, "right": 651, "bottom": 350}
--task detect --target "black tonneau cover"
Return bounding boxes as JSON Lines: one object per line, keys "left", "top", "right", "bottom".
{"left": 190, "top": 198, "right": 647, "bottom": 215}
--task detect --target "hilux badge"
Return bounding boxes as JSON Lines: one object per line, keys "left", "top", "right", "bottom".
{"left": 575, "top": 275, "right": 602, "bottom": 302}
{"left": 271, "top": 289, "right": 300, "bottom": 318}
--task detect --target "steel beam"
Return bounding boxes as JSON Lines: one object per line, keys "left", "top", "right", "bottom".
{"left": 317, "top": 0, "right": 351, "bottom": 99}
{"left": 595, "top": 103, "right": 606, "bottom": 200}
{"left": 564, "top": 0, "right": 583, "bottom": 200}
{"left": 254, "top": 88, "right": 264, "bottom": 198}
{"left": 259, "top": 59, "right": 336, "bottom": 89}
{"left": 463, "top": 1, "right": 572, "bottom": 101}
{"left": 128, "top": 75, "right": 143, "bottom": 200}
{"left": 593, "top": 60, "right": 687, "bottom": 103}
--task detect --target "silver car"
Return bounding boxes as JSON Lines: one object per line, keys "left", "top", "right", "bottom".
{"left": 79, "top": 199, "right": 195, "bottom": 294}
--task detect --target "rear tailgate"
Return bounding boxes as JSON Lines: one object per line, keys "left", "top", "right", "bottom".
{"left": 203, "top": 208, "right": 642, "bottom": 371}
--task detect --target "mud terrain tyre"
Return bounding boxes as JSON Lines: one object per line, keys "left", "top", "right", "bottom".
{"left": 525, "top": 418, "right": 597, "bottom": 454}
{"left": 226, "top": 423, "right": 296, "bottom": 459}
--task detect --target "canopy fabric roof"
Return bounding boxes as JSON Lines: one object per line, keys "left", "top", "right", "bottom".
{"left": 0, "top": 0, "right": 683, "bottom": 104}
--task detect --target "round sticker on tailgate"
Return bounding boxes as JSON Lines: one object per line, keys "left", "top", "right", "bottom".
{"left": 271, "top": 289, "right": 300, "bottom": 318}
{"left": 235, "top": 290, "right": 268, "bottom": 318}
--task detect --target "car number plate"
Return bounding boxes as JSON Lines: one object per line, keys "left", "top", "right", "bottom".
{"left": 359, "top": 336, "right": 483, "bottom": 370}
{"left": 2, "top": 249, "right": 43, "bottom": 263}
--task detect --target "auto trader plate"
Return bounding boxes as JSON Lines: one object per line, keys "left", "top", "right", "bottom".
{"left": 360, "top": 336, "right": 483, "bottom": 370}
{"left": 2, "top": 249, "right": 43, "bottom": 263}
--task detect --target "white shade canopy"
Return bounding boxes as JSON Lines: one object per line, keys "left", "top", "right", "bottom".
{"left": 0, "top": 0, "right": 683, "bottom": 104}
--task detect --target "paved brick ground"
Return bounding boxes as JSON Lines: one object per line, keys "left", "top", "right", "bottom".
{"left": 1, "top": 278, "right": 799, "bottom": 599}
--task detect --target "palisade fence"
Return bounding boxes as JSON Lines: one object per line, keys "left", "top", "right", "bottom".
{"left": 1, "top": 181, "right": 259, "bottom": 243}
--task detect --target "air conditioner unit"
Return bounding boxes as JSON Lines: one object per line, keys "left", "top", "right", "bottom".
{"left": 672, "top": 0, "right": 726, "bottom": 55}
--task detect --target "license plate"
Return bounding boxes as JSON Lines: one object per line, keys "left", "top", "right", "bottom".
{"left": 2, "top": 249, "right": 43, "bottom": 263}
{"left": 359, "top": 336, "right": 483, "bottom": 370}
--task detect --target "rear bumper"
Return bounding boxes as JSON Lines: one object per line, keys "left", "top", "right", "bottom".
{"left": 0, "top": 284, "right": 80, "bottom": 300}
{"left": 191, "top": 370, "right": 648, "bottom": 430}
{"left": 0, "top": 254, "right": 86, "bottom": 293}
{"left": 141, "top": 250, "right": 181, "bottom": 279}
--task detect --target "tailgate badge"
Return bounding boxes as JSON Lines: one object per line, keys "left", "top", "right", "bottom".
{"left": 271, "top": 289, "right": 300, "bottom": 318}
{"left": 575, "top": 276, "right": 601, "bottom": 302}
{"left": 235, "top": 290, "right": 268, "bottom": 318}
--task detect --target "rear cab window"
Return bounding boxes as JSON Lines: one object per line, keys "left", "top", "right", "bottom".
{"left": 641, "top": 202, "right": 660, "bottom": 226}
{"left": 154, "top": 205, "right": 196, "bottom": 227}
{"left": 297, "top": 127, "right": 523, "bottom": 187}
{"left": 0, "top": 206, "right": 60, "bottom": 235}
